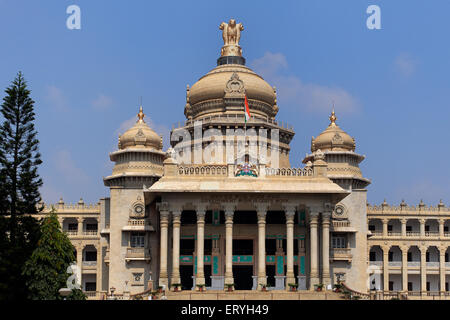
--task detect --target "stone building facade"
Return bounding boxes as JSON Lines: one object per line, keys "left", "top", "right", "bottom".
{"left": 35, "top": 20, "right": 449, "bottom": 299}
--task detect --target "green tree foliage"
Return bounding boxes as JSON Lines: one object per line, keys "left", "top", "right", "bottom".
{"left": 0, "top": 71, "right": 43, "bottom": 236}
{"left": 0, "top": 72, "right": 42, "bottom": 299}
{"left": 22, "top": 209, "right": 86, "bottom": 300}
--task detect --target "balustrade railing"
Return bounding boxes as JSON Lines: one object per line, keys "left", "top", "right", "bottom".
{"left": 265, "top": 167, "right": 313, "bottom": 177}
{"left": 128, "top": 219, "right": 147, "bottom": 226}
{"left": 126, "top": 247, "right": 151, "bottom": 260}
{"left": 426, "top": 262, "right": 440, "bottom": 267}
{"left": 333, "top": 220, "right": 351, "bottom": 228}
{"left": 407, "top": 261, "right": 420, "bottom": 267}
{"left": 82, "top": 260, "right": 97, "bottom": 267}
{"left": 340, "top": 282, "right": 370, "bottom": 300}
{"left": 83, "top": 230, "right": 98, "bottom": 236}
{"left": 172, "top": 114, "right": 294, "bottom": 131}
{"left": 178, "top": 165, "right": 228, "bottom": 176}
{"left": 388, "top": 261, "right": 402, "bottom": 267}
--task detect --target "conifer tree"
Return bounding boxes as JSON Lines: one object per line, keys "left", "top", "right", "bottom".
{"left": 0, "top": 72, "right": 42, "bottom": 299}
{"left": 0, "top": 71, "right": 43, "bottom": 239}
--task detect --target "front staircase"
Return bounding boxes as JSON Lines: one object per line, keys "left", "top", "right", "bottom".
{"left": 164, "top": 289, "right": 346, "bottom": 300}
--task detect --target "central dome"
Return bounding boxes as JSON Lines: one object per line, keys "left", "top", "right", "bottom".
{"left": 189, "top": 64, "right": 276, "bottom": 106}
{"left": 184, "top": 19, "right": 279, "bottom": 121}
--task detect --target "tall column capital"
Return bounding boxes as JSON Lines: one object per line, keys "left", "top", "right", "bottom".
{"left": 196, "top": 210, "right": 206, "bottom": 220}
{"left": 438, "top": 219, "right": 445, "bottom": 226}
{"left": 382, "top": 245, "right": 391, "bottom": 253}
{"left": 381, "top": 218, "right": 389, "bottom": 224}
{"left": 257, "top": 211, "right": 267, "bottom": 222}
{"left": 419, "top": 245, "right": 428, "bottom": 254}
{"left": 225, "top": 211, "right": 234, "bottom": 222}
{"left": 223, "top": 202, "right": 237, "bottom": 214}
{"left": 309, "top": 211, "right": 319, "bottom": 224}
{"left": 400, "top": 218, "right": 407, "bottom": 224}
{"left": 254, "top": 201, "right": 269, "bottom": 214}
{"left": 322, "top": 211, "right": 332, "bottom": 222}
{"left": 419, "top": 218, "right": 426, "bottom": 225}
{"left": 157, "top": 201, "right": 170, "bottom": 212}
{"left": 400, "top": 245, "right": 409, "bottom": 254}
{"left": 172, "top": 211, "right": 182, "bottom": 226}
{"left": 195, "top": 202, "right": 208, "bottom": 214}
{"left": 282, "top": 203, "right": 298, "bottom": 213}
{"left": 160, "top": 211, "right": 170, "bottom": 221}
{"left": 285, "top": 211, "right": 295, "bottom": 223}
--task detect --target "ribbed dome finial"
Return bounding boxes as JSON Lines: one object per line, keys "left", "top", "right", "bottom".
{"left": 137, "top": 106, "right": 145, "bottom": 123}
{"left": 329, "top": 109, "right": 337, "bottom": 126}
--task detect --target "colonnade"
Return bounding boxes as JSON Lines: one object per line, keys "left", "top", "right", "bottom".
{"left": 158, "top": 202, "right": 332, "bottom": 290}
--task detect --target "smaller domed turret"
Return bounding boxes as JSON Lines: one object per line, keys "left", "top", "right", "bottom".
{"left": 311, "top": 110, "right": 355, "bottom": 153}
{"left": 118, "top": 106, "right": 163, "bottom": 150}
{"left": 303, "top": 109, "right": 370, "bottom": 189}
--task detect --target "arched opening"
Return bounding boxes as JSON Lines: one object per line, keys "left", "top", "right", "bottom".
{"left": 82, "top": 245, "right": 97, "bottom": 266}
{"left": 407, "top": 246, "right": 421, "bottom": 292}
{"left": 368, "top": 245, "right": 383, "bottom": 290}
{"left": 425, "top": 219, "right": 439, "bottom": 236}
{"left": 369, "top": 245, "right": 383, "bottom": 263}
{"left": 406, "top": 219, "right": 420, "bottom": 236}
{"left": 387, "top": 219, "right": 401, "bottom": 236}
{"left": 62, "top": 217, "right": 79, "bottom": 236}
{"left": 368, "top": 219, "right": 382, "bottom": 235}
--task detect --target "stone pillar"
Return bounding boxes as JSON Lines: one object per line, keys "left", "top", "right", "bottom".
{"left": 171, "top": 211, "right": 181, "bottom": 288}
{"left": 96, "top": 245, "right": 102, "bottom": 292}
{"left": 77, "top": 244, "right": 83, "bottom": 289}
{"left": 419, "top": 219, "right": 426, "bottom": 238}
{"left": 309, "top": 211, "right": 320, "bottom": 287}
{"left": 401, "top": 246, "right": 408, "bottom": 292}
{"left": 439, "top": 219, "right": 444, "bottom": 238}
{"left": 439, "top": 247, "right": 446, "bottom": 294}
{"left": 158, "top": 206, "right": 170, "bottom": 289}
{"left": 195, "top": 208, "right": 206, "bottom": 288}
{"left": 285, "top": 209, "right": 296, "bottom": 288}
{"left": 401, "top": 219, "right": 407, "bottom": 237}
{"left": 420, "top": 246, "right": 427, "bottom": 296}
{"left": 382, "top": 245, "right": 390, "bottom": 292}
{"left": 77, "top": 217, "right": 83, "bottom": 235}
{"left": 382, "top": 219, "right": 388, "bottom": 237}
{"left": 256, "top": 204, "right": 268, "bottom": 289}
{"left": 322, "top": 212, "right": 331, "bottom": 286}
{"left": 224, "top": 203, "right": 235, "bottom": 287}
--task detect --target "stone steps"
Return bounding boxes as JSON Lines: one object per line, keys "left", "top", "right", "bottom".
{"left": 165, "top": 290, "right": 346, "bottom": 300}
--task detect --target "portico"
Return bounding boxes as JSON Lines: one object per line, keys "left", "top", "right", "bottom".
{"left": 146, "top": 164, "right": 348, "bottom": 291}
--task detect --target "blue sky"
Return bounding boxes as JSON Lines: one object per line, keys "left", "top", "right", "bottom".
{"left": 0, "top": 0, "right": 449, "bottom": 206}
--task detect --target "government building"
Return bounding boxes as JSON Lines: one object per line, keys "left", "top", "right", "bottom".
{"left": 36, "top": 19, "right": 450, "bottom": 300}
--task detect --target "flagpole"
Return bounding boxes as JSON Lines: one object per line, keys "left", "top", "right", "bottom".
{"left": 244, "top": 95, "right": 247, "bottom": 148}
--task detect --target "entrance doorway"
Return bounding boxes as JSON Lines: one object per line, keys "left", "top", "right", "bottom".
{"left": 180, "top": 265, "right": 193, "bottom": 290}
{"left": 266, "top": 265, "right": 275, "bottom": 287}
{"left": 233, "top": 266, "right": 253, "bottom": 290}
